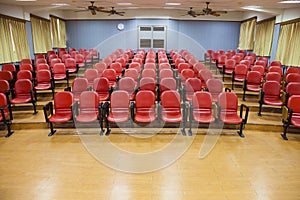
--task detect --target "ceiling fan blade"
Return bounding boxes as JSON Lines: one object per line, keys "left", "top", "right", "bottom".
{"left": 75, "top": 9, "right": 89, "bottom": 12}
{"left": 210, "top": 12, "right": 220, "bottom": 17}
{"left": 116, "top": 13, "right": 124, "bottom": 16}
{"left": 97, "top": 9, "right": 112, "bottom": 13}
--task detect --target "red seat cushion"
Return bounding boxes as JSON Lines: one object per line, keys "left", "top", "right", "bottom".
{"left": 35, "top": 83, "right": 51, "bottom": 90}
{"left": 108, "top": 108, "right": 129, "bottom": 122}
{"left": 49, "top": 113, "right": 72, "bottom": 123}
{"left": 220, "top": 111, "right": 242, "bottom": 124}
{"left": 76, "top": 112, "right": 98, "bottom": 122}
{"left": 247, "top": 84, "right": 261, "bottom": 92}
{"left": 291, "top": 113, "right": 300, "bottom": 127}
{"left": 135, "top": 108, "right": 156, "bottom": 123}
{"left": 10, "top": 97, "right": 31, "bottom": 104}
{"left": 161, "top": 108, "right": 182, "bottom": 122}
{"left": 264, "top": 96, "right": 283, "bottom": 106}
{"left": 193, "top": 108, "right": 215, "bottom": 123}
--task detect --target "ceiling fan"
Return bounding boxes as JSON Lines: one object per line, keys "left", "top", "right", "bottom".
{"left": 198, "top": 2, "right": 228, "bottom": 17}
{"left": 75, "top": 1, "right": 104, "bottom": 15}
{"left": 103, "top": 7, "right": 125, "bottom": 16}
{"left": 184, "top": 7, "right": 200, "bottom": 18}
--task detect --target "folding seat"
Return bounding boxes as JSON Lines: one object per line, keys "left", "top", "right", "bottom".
{"left": 102, "top": 69, "right": 117, "bottom": 88}
{"left": 35, "top": 58, "right": 47, "bottom": 66}
{"left": 84, "top": 69, "right": 99, "bottom": 87}
{"left": 75, "top": 91, "right": 100, "bottom": 129}
{"left": 174, "top": 58, "right": 186, "bottom": 69}
{"left": 16, "top": 70, "right": 32, "bottom": 81}
{"left": 2, "top": 64, "right": 16, "bottom": 76}
{"left": 104, "top": 90, "right": 130, "bottom": 135}
{"left": 199, "top": 69, "right": 213, "bottom": 89}
{"left": 158, "top": 90, "right": 186, "bottom": 135}
{"left": 43, "top": 91, "right": 74, "bottom": 136}
{"left": 50, "top": 58, "right": 62, "bottom": 69}
{"left": 242, "top": 71, "right": 262, "bottom": 101}
{"left": 69, "top": 77, "right": 88, "bottom": 102}
{"left": 282, "top": 82, "right": 300, "bottom": 106}
{"left": 130, "top": 90, "right": 156, "bottom": 123}
{"left": 139, "top": 77, "right": 156, "bottom": 95}
{"left": 254, "top": 60, "right": 267, "bottom": 70}
{"left": 36, "top": 63, "right": 50, "bottom": 71}
{"left": 61, "top": 54, "right": 71, "bottom": 63}
{"left": 270, "top": 60, "right": 282, "bottom": 68}
{"left": 0, "top": 80, "right": 10, "bottom": 94}
{"left": 206, "top": 78, "right": 223, "bottom": 102}
{"left": 144, "top": 63, "right": 156, "bottom": 70}
{"left": 75, "top": 54, "right": 86, "bottom": 68}
{"left": 269, "top": 66, "right": 282, "bottom": 77}
{"left": 0, "top": 93, "right": 13, "bottom": 137}
{"left": 188, "top": 91, "right": 215, "bottom": 135}
{"left": 183, "top": 78, "right": 202, "bottom": 102}
{"left": 193, "top": 62, "right": 205, "bottom": 76}
{"left": 252, "top": 65, "right": 265, "bottom": 80}
{"left": 0, "top": 71, "right": 14, "bottom": 89}
{"left": 222, "top": 59, "right": 236, "bottom": 81}
{"left": 94, "top": 62, "right": 106, "bottom": 77}
{"left": 9, "top": 79, "right": 37, "bottom": 117}
{"left": 34, "top": 69, "right": 55, "bottom": 100}
{"left": 128, "top": 62, "right": 141, "bottom": 73}
{"left": 244, "top": 55, "right": 255, "bottom": 66}
{"left": 64, "top": 58, "right": 79, "bottom": 74}
{"left": 217, "top": 92, "right": 249, "bottom": 137}
{"left": 231, "top": 55, "right": 241, "bottom": 65}
{"left": 52, "top": 63, "right": 69, "bottom": 87}
{"left": 258, "top": 81, "right": 283, "bottom": 116}
{"left": 159, "top": 63, "right": 171, "bottom": 70}
{"left": 265, "top": 72, "right": 282, "bottom": 84}
{"left": 124, "top": 68, "right": 139, "bottom": 84}
{"left": 281, "top": 95, "right": 300, "bottom": 140}
{"left": 145, "top": 57, "right": 156, "bottom": 64}
{"left": 48, "top": 54, "right": 58, "bottom": 63}
{"left": 118, "top": 77, "right": 136, "bottom": 100}
{"left": 232, "top": 64, "right": 248, "bottom": 89}
{"left": 180, "top": 69, "right": 195, "bottom": 87}
{"left": 20, "top": 63, "right": 33, "bottom": 72}
{"left": 142, "top": 69, "right": 156, "bottom": 80}
{"left": 285, "top": 73, "right": 300, "bottom": 85}
{"left": 216, "top": 54, "right": 227, "bottom": 70}
{"left": 110, "top": 62, "right": 123, "bottom": 77}
{"left": 240, "top": 60, "right": 251, "bottom": 70}
{"left": 159, "top": 77, "right": 177, "bottom": 98}
{"left": 93, "top": 77, "right": 110, "bottom": 103}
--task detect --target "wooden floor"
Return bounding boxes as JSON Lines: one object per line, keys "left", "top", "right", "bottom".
{"left": 0, "top": 128, "right": 300, "bottom": 200}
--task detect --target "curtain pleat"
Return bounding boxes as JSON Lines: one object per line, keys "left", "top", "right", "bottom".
{"left": 238, "top": 18, "right": 257, "bottom": 50}
{"left": 254, "top": 19, "right": 275, "bottom": 56}
{"left": 51, "top": 16, "right": 66, "bottom": 48}
{"left": 31, "top": 16, "right": 52, "bottom": 54}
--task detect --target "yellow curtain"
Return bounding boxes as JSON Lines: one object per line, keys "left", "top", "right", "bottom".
{"left": 276, "top": 21, "right": 300, "bottom": 67}
{"left": 51, "top": 16, "right": 66, "bottom": 48}
{"left": 0, "top": 16, "right": 30, "bottom": 63}
{"left": 254, "top": 18, "right": 275, "bottom": 56}
{"left": 238, "top": 18, "right": 257, "bottom": 50}
{"left": 10, "top": 20, "right": 30, "bottom": 61}
{"left": 31, "top": 16, "right": 52, "bottom": 54}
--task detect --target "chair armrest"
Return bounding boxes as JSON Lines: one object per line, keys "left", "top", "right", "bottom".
{"left": 130, "top": 102, "right": 135, "bottom": 121}
{"left": 240, "top": 104, "right": 249, "bottom": 124}
{"left": 43, "top": 102, "right": 53, "bottom": 122}
{"left": 243, "top": 79, "right": 247, "bottom": 91}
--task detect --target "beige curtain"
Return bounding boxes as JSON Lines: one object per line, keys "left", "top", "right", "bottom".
{"left": 254, "top": 18, "right": 275, "bottom": 56}
{"left": 0, "top": 16, "right": 30, "bottom": 63}
{"left": 238, "top": 18, "right": 257, "bottom": 50}
{"left": 51, "top": 16, "right": 66, "bottom": 48}
{"left": 31, "top": 16, "right": 52, "bottom": 54}
{"left": 276, "top": 21, "right": 300, "bottom": 66}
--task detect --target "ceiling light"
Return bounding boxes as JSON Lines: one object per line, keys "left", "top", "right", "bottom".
{"left": 278, "top": 0, "right": 300, "bottom": 3}
{"left": 117, "top": 2, "right": 133, "bottom": 6}
{"left": 242, "top": 5, "right": 264, "bottom": 11}
{"left": 51, "top": 3, "right": 70, "bottom": 6}
{"left": 165, "top": 2, "right": 181, "bottom": 6}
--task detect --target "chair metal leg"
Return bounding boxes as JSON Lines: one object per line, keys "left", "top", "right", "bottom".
{"left": 48, "top": 122, "right": 56, "bottom": 136}
{"left": 281, "top": 123, "right": 289, "bottom": 140}
{"left": 5, "top": 120, "right": 14, "bottom": 137}
{"left": 237, "top": 123, "right": 245, "bottom": 138}
{"left": 258, "top": 102, "right": 262, "bottom": 116}
{"left": 32, "top": 102, "right": 38, "bottom": 115}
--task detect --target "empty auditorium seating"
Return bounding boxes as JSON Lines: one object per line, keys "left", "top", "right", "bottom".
{"left": 71, "top": 77, "right": 89, "bottom": 102}
{"left": 231, "top": 64, "right": 248, "bottom": 90}
{"left": 183, "top": 78, "right": 202, "bottom": 102}
{"left": 0, "top": 93, "right": 13, "bottom": 137}
{"left": 52, "top": 63, "right": 69, "bottom": 87}
{"left": 242, "top": 71, "right": 262, "bottom": 101}
{"left": 43, "top": 91, "right": 74, "bottom": 136}
{"left": 118, "top": 77, "right": 137, "bottom": 100}
{"left": 206, "top": 78, "right": 224, "bottom": 102}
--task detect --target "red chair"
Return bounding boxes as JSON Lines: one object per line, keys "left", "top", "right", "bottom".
{"left": 75, "top": 91, "right": 100, "bottom": 124}
{"left": 2, "top": 64, "right": 16, "bottom": 77}
{"left": 240, "top": 60, "right": 251, "bottom": 70}
{"left": 183, "top": 78, "right": 202, "bottom": 102}
{"left": 118, "top": 77, "right": 136, "bottom": 100}
{"left": 281, "top": 95, "right": 300, "bottom": 140}
{"left": 0, "top": 80, "right": 10, "bottom": 94}
{"left": 104, "top": 90, "right": 130, "bottom": 135}
{"left": 16, "top": 70, "right": 32, "bottom": 80}
{"left": 158, "top": 90, "right": 186, "bottom": 135}
{"left": 52, "top": 63, "right": 69, "bottom": 87}
{"left": 84, "top": 69, "right": 99, "bottom": 87}
{"left": 124, "top": 68, "right": 139, "bottom": 84}
{"left": 199, "top": 69, "right": 213, "bottom": 89}
{"left": 128, "top": 62, "right": 141, "bottom": 72}
{"left": 65, "top": 58, "right": 79, "bottom": 74}
{"left": 139, "top": 77, "right": 156, "bottom": 95}
{"left": 9, "top": 79, "right": 37, "bottom": 117}
{"left": 50, "top": 58, "right": 62, "bottom": 69}
{"left": 142, "top": 69, "right": 156, "bottom": 80}
{"left": 159, "top": 77, "right": 177, "bottom": 100}
{"left": 180, "top": 69, "right": 194, "bottom": 87}
{"left": 0, "top": 93, "right": 13, "bottom": 137}
{"left": 94, "top": 62, "right": 107, "bottom": 77}
{"left": 282, "top": 82, "right": 300, "bottom": 105}
{"left": 206, "top": 78, "right": 223, "bottom": 102}
{"left": 231, "top": 55, "right": 241, "bottom": 65}
{"left": 34, "top": 69, "right": 54, "bottom": 100}
{"left": 130, "top": 90, "right": 156, "bottom": 123}
{"left": 36, "top": 63, "right": 50, "bottom": 71}
{"left": 242, "top": 71, "right": 262, "bottom": 101}
{"left": 265, "top": 72, "right": 282, "bottom": 84}
{"left": 193, "top": 62, "right": 205, "bottom": 76}
{"left": 159, "top": 63, "right": 171, "bottom": 70}
{"left": 20, "top": 63, "right": 33, "bottom": 72}
{"left": 75, "top": 54, "right": 86, "bottom": 68}
{"left": 216, "top": 54, "right": 227, "bottom": 71}
{"left": 0, "top": 71, "right": 14, "bottom": 89}
{"left": 217, "top": 92, "right": 249, "bottom": 137}
{"left": 204, "top": 49, "right": 214, "bottom": 64}
{"left": 61, "top": 54, "right": 71, "bottom": 63}
{"left": 222, "top": 59, "right": 236, "bottom": 81}
{"left": 285, "top": 73, "right": 300, "bottom": 85}
{"left": 178, "top": 63, "right": 190, "bottom": 74}
{"left": 144, "top": 63, "right": 156, "bottom": 70}
{"left": 232, "top": 64, "right": 248, "bottom": 89}
{"left": 35, "top": 58, "right": 47, "bottom": 66}
{"left": 269, "top": 66, "right": 282, "bottom": 77}
{"left": 188, "top": 91, "right": 215, "bottom": 135}
{"left": 254, "top": 60, "right": 267, "bottom": 70}
{"left": 258, "top": 81, "right": 283, "bottom": 116}
{"left": 102, "top": 69, "right": 117, "bottom": 88}
{"left": 110, "top": 62, "right": 123, "bottom": 77}
{"left": 159, "top": 69, "right": 173, "bottom": 80}
{"left": 270, "top": 60, "right": 282, "bottom": 68}
{"left": 93, "top": 77, "right": 110, "bottom": 102}
{"left": 43, "top": 91, "right": 74, "bottom": 136}
{"left": 252, "top": 65, "right": 265, "bottom": 80}
{"left": 71, "top": 78, "right": 89, "bottom": 102}
{"left": 20, "top": 58, "right": 32, "bottom": 65}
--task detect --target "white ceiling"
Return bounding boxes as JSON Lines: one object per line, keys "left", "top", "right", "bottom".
{"left": 0, "top": 0, "right": 299, "bottom": 19}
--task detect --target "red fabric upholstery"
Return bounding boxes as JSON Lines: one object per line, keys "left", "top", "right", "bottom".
{"left": 50, "top": 58, "right": 62, "bottom": 69}
{"left": 93, "top": 77, "right": 110, "bottom": 102}
{"left": 286, "top": 73, "right": 300, "bottom": 83}
{"left": 49, "top": 92, "right": 73, "bottom": 123}
{"left": 270, "top": 60, "right": 282, "bottom": 68}
{"left": 144, "top": 63, "right": 156, "bottom": 70}
{"left": 266, "top": 72, "right": 282, "bottom": 84}
{"left": 62, "top": 54, "right": 71, "bottom": 63}
{"left": 36, "top": 63, "right": 50, "bottom": 71}
{"left": 192, "top": 91, "right": 215, "bottom": 123}
{"left": 161, "top": 90, "right": 182, "bottom": 122}
{"left": 0, "top": 71, "right": 13, "bottom": 82}
{"left": 252, "top": 65, "right": 265, "bottom": 80}
{"left": 2, "top": 64, "right": 16, "bottom": 73}
{"left": 76, "top": 91, "right": 99, "bottom": 122}
{"left": 107, "top": 91, "right": 130, "bottom": 123}
{"left": 269, "top": 66, "right": 282, "bottom": 76}
{"left": 218, "top": 92, "right": 242, "bottom": 124}
{"left": 286, "top": 82, "right": 300, "bottom": 97}
{"left": 134, "top": 90, "right": 156, "bottom": 123}
{"left": 0, "top": 80, "right": 9, "bottom": 93}
{"left": 20, "top": 64, "right": 33, "bottom": 71}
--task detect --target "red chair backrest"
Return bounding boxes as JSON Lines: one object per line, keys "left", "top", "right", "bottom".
{"left": 110, "top": 62, "right": 123, "bottom": 74}
{"left": 135, "top": 90, "right": 155, "bottom": 110}
{"left": 288, "top": 95, "right": 300, "bottom": 113}
{"left": 206, "top": 78, "right": 223, "bottom": 101}
{"left": 247, "top": 71, "right": 261, "bottom": 85}
{"left": 2, "top": 64, "right": 16, "bottom": 73}
{"left": 110, "top": 90, "right": 129, "bottom": 109}
{"left": 53, "top": 63, "right": 66, "bottom": 74}
{"left": 124, "top": 68, "right": 139, "bottom": 82}
{"left": 62, "top": 54, "right": 71, "bottom": 63}
{"left": 270, "top": 60, "right": 282, "bottom": 68}
{"left": 144, "top": 63, "right": 156, "bottom": 70}
{"left": 0, "top": 80, "right": 9, "bottom": 93}
{"left": 119, "top": 77, "right": 136, "bottom": 94}
{"left": 0, "top": 93, "right": 8, "bottom": 115}
{"left": 94, "top": 62, "right": 107, "bottom": 76}
{"left": 14, "top": 79, "right": 32, "bottom": 98}
{"left": 65, "top": 58, "right": 76, "bottom": 69}
{"left": 234, "top": 64, "right": 248, "bottom": 76}
{"left": 266, "top": 72, "right": 281, "bottom": 83}
{"left": 192, "top": 91, "right": 213, "bottom": 110}
{"left": 20, "top": 64, "right": 33, "bottom": 71}
{"left": 161, "top": 90, "right": 181, "bottom": 109}
{"left": 36, "top": 70, "right": 51, "bottom": 83}
{"left": 218, "top": 92, "right": 238, "bottom": 112}
{"left": 269, "top": 66, "right": 282, "bottom": 76}
{"left": 36, "top": 63, "right": 50, "bottom": 71}
{"left": 142, "top": 69, "right": 156, "bottom": 79}
{"left": 159, "top": 63, "right": 171, "bottom": 70}
{"left": 93, "top": 77, "right": 109, "bottom": 94}
{"left": 178, "top": 63, "right": 190, "bottom": 73}
{"left": 263, "top": 81, "right": 281, "bottom": 96}
{"left": 286, "top": 67, "right": 300, "bottom": 75}
{"left": 54, "top": 92, "right": 73, "bottom": 115}
{"left": 193, "top": 62, "right": 205, "bottom": 75}
{"left": 0, "top": 71, "right": 13, "bottom": 81}
{"left": 181, "top": 69, "right": 195, "bottom": 81}
{"left": 160, "top": 77, "right": 177, "bottom": 93}
{"left": 102, "top": 69, "right": 117, "bottom": 81}
{"left": 139, "top": 77, "right": 156, "bottom": 93}
{"left": 286, "top": 73, "right": 300, "bottom": 83}
{"left": 79, "top": 91, "right": 98, "bottom": 113}
{"left": 185, "top": 78, "right": 202, "bottom": 94}
{"left": 224, "top": 59, "right": 236, "bottom": 70}
{"left": 286, "top": 82, "right": 300, "bottom": 96}
{"left": 17, "top": 70, "right": 32, "bottom": 80}
{"left": 84, "top": 69, "right": 98, "bottom": 83}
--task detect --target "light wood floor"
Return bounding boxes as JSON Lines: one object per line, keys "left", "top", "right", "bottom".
{"left": 0, "top": 128, "right": 300, "bottom": 200}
